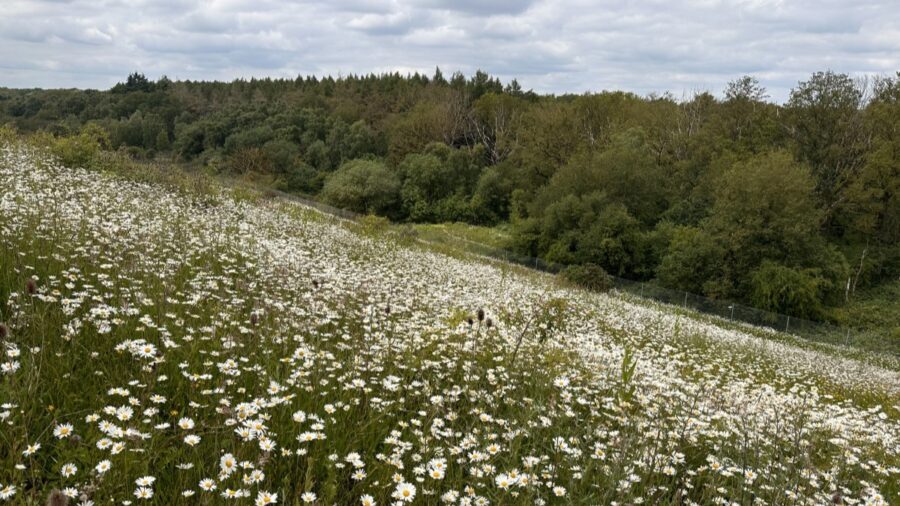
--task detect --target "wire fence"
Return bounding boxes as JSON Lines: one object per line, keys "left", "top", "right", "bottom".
{"left": 263, "top": 187, "right": 896, "bottom": 356}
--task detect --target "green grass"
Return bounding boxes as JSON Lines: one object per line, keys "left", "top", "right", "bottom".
{"left": 838, "top": 279, "right": 900, "bottom": 337}
{"left": 1, "top": 139, "right": 898, "bottom": 505}
{"left": 410, "top": 223, "right": 513, "bottom": 250}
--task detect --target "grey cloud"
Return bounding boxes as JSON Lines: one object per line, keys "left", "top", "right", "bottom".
{"left": 413, "top": 0, "right": 537, "bottom": 16}
{"left": 1, "top": 0, "right": 898, "bottom": 101}
{"left": 346, "top": 11, "right": 422, "bottom": 36}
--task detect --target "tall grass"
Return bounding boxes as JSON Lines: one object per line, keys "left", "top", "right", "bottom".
{"left": 0, "top": 140, "right": 897, "bottom": 504}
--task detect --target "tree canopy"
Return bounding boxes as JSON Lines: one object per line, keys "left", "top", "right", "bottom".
{"left": 2, "top": 69, "right": 897, "bottom": 321}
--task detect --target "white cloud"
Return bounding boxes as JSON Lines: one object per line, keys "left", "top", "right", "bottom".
{"left": 0, "top": 0, "right": 897, "bottom": 100}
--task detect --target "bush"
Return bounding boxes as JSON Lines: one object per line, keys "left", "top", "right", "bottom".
{"left": 279, "top": 162, "right": 324, "bottom": 194}
{"left": 320, "top": 159, "right": 400, "bottom": 216}
{"left": 561, "top": 263, "right": 613, "bottom": 292}
{"left": 229, "top": 147, "right": 272, "bottom": 174}
{"left": 749, "top": 261, "right": 825, "bottom": 319}
{"left": 262, "top": 139, "right": 300, "bottom": 174}
{"left": 657, "top": 226, "right": 725, "bottom": 295}
{"left": 52, "top": 132, "right": 101, "bottom": 168}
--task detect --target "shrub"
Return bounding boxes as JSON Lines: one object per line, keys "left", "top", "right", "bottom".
{"left": 320, "top": 159, "right": 400, "bottom": 216}
{"left": 51, "top": 132, "right": 101, "bottom": 168}
{"left": 749, "top": 261, "right": 825, "bottom": 319}
{"left": 561, "top": 263, "right": 613, "bottom": 292}
{"left": 229, "top": 147, "right": 272, "bottom": 174}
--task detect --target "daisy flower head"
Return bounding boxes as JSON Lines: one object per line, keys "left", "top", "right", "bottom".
{"left": 255, "top": 490, "right": 278, "bottom": 505}
{"left": 392, "top": 482, "right": 416, "bottom": 503}
{"left": 60, "top": 463, "right": 77, "bottom": 478}
{"left": 53, "top": 423, "right": 74, "bottom": 439}
{"left": 95, "top": 460, "right": 112, "bottom": 474}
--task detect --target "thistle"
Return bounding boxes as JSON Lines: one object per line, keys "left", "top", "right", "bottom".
{"left": 26, "top": 278, "right": 37, "bottom": 295}
{"left": 47, "top": 489, "right": 68, "bottom": 506}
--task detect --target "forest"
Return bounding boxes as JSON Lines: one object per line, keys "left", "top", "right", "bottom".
{"left": 1, "top": 69, "right": 897, "bottom": 324}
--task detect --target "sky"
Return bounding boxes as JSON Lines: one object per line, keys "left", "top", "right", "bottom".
{"left": 1, "top": 0, "right": 898, "bottom": 102}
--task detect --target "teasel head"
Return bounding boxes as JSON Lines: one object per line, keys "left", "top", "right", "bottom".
{"left": 466, "top": 317, "right": 474, "bottom": 327}
{"left": 385, "top": 304, "right": 391, "bottom": 315}
{"left": 0, "top": 322, "right": 8, "bottom": 340}
{"left": 485, "top": 318, "right": 493, "bottom": 329}
{"left": 26, "top": 278, "right": 37, "bottom": 295}
{"left": 47, "top": 489, "right": 69, "bottom": 506}
{"left": 477, "top": 308, "right": 485, "bottom": 322}
{"left": 312, "top": 279, "right": 320, "bottom": 290}
{"left": 250, "top": 311, "right": 259, "bottom": 326}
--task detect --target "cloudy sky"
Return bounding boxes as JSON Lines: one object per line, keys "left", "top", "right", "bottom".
{"left": 1, "top": 0, "right": 898, "bottom": 101}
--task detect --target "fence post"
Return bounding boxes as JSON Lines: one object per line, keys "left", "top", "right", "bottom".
{"left": 683, "top": 292, "right": 688, "bottom": 307}
{"left": 785, "top": 316, "right": 790, "bottom": 333}
{"left": 640, "top": 283, "right": 644, "bottom": 298}
{"left": 845, "top": 328, "right": 850, "bottom": 346}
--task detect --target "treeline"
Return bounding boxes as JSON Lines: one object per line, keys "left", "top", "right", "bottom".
{"left": 1, "top": 69, "right": 898, "bottom": 321}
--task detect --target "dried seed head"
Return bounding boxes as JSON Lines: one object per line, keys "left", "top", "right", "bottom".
{"left": 477, "top": 308, "right": 485, "bottom": 322}
{"left": 466, "top": 318, "right": 474, "bottom": 326}
{"left": 485, "top": 318, "right": 493, "bottom": 329}
{"left": 0, "top": 322, "right": 8, "bottom": 340}
{"left": 26, "top": 278, "right": 37, "bottom": 295}
{"left": 47, "top": 489, "right": 69, "bottom": 506}
{"left": 250, "top": 312, "right": 259, "bottom": 325}
{"left": 385, "top": 304, "right": 391, "bottom": 315}
{"left": 312, "top": 279, "right": 319, "bottom": 289}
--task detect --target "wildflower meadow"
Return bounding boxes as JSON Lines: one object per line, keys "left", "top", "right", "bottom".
{"left": 0, "top": 140, "right": 897, "bottom": 505}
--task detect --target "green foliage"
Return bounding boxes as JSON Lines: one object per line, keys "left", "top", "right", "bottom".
{"left": 832, "top": 279, "right": 900, "bottom": 337}
{"left": 320, "top": 159, "right": 400, "bottom": 216}
{"left": 617, "top": 347, "right": 638, "bottom": 404}
{"left": 112, "top": 71, "right": 155, "bottom": 93}
{"left": 261, "top": 139, "right": 300, "bottom": 174}
{"left": 749, "top": 261, "right": 826, "bottom": 319}
{"left": 1, "top": 69, "right": 897, "bottom": 322}
{"left": 279, "top": 161, "right": 324, "bottom": 194}
{"left": 0, "top": 123, "right": 18, "bottom": 144}
{"left": 50, "top": 130, "right": 103, "bottom": 168}
{"left": 356, "top": 214, "right": 392, "bottom": 236}
{"left": 228, "top": 147, "right": 272, "bottom": 174}
{"left": 705, "top": 150, "right": 829, "bottom": 298}
{"left": 395, "top": 144, "right": 483, "bottom": 222}
{"left": 469, "top": 166, "right": 512, "bottom": 224}
{"left": 657, "top": 226, "right": 725, "bottom": 295}
{"left": 786, "top": 71, "right": 866, "bottom": 227}
{"left": 535, "top": 129, "right": 668, "bottom": 225}
{"left": 561, "top": 263, "right": 613, "bottom": 292}
{"left": 534, "top": 297, "right": 568, "bottom": 344}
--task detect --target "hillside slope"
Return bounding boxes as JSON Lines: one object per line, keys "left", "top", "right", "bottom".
{"left": 0, "top": 144, "right": 898, "bottom": 504}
